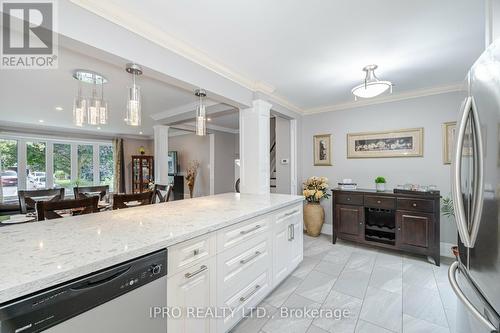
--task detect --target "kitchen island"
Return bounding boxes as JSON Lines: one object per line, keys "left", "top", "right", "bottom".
{"left": 0, "top": 193, "right": 304, "bottom": 333}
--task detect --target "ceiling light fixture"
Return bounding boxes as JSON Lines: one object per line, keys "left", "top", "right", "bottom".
{"left": 351, "top": 65, "right": 392, "bottom": 100}
{"left": 125, "top": 63, "right": 143, "bottom": 127}
{"left": 72, "top": 70, "right": 108, "bottom": 126}
{"left": 195, "top": 89, "right": 207, "bottom": 136}
{"left": 55, "top": 106, "right": 63, "bottom": 111}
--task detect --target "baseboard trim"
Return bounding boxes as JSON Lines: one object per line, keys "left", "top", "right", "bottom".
{"left": 319, "top": 226, "right": 456, "bottom": 258}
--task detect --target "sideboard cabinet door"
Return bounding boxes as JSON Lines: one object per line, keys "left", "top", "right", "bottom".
{"left": 396, "top": 211, "right": 433, "bottom": 252}
{"left": 335, "top": 204, "right": 364, "bottom": 241}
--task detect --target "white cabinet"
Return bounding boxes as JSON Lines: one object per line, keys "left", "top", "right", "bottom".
{"left": 272, "top": 204, "right": 303, "bottom": 287}
{"left": 167, "top": 257, "right": 216, "bottom": 333}
{"left": 166, "top": 201, "right": 304, "bottom": 333}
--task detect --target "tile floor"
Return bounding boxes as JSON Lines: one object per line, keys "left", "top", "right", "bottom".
{"left": 231, "top": 234, "right": 458, "bottom": 333}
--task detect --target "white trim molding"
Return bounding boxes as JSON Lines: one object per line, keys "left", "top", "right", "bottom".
{"left": 303, "top": 83, "right": 464, "bottom": 115}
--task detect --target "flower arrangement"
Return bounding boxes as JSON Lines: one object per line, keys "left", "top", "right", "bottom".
{"left": 303, "top": 176, "right": 331, "bottom": 203}
{"left": 186, "top": 160, "right": 200, "bottom": 198}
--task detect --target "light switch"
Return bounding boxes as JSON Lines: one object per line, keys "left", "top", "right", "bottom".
{"left": 280, "top": 158, "right": 289, "bottom": 165}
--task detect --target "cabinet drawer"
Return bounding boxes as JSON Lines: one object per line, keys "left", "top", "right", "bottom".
{"left": 218, "top": 270, "right": 271, "bottom": 332}
{"left": 397, "top": 198, "right": 434, "bottom": 213}
{"left": 217, "top": 232, "right": 271, "bottom": 299}
{"left": 364, "top": 195, "right": 395, "bottom": 209}
{"left": 336, "top": 193, "right": 363, "bottom": 205}
{"left": 217, "top": 215, "right": 270, "bottom": 252}
{"left": 168, "top": 233, "right": 216, "bottom": 276}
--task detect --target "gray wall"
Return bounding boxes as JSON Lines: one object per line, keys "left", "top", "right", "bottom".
{"left": 301, "top": 92, "right": 463, "bottom": 244}
{"left": 275, "top": 116, "right": 291, "bottom": 194}
{"left": 169, "top": 134, "right": 211, "bottom": 197}
{"left": 214, "top": 131, "right": 238, "bottom": 194}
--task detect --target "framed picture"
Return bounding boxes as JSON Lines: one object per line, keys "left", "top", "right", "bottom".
{"left": 442, "top": 122, "right": 456, "bottom": 164}
{"left": 347, "top": 128, "right": 423, "bottom": 158}
{"left": 313, "top": 134, "right": 332, "bottom": 166}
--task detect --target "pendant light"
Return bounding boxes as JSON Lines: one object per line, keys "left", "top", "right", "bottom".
{"left": 351, "top": 65, "right": 393, "bottom": 100}
{"left": 73, "top": 78, "right": 86, "bottom": 127}
{"left": 125, "top": 63, "right": 143, "bottom": 127}
{"left": 72, "top": 70, "right": 108, "bottom": 127}
{"left": 87, "top": 79, "right": 101, "bottom": 126}
{"left": 194, "top": 89, "right": 207, "bottom": 136}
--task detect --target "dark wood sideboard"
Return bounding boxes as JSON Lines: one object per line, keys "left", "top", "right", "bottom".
{"left": 331, "top": 189, "right": 441, "bottom": 265}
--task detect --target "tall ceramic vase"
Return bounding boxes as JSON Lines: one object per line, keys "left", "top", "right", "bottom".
{"left": 303, "top": 202, "right": 324, "bottom": 237}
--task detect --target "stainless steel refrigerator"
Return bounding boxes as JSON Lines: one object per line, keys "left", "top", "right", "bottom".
{"left": 450, "top": 39, "right": 500, "bottom": 333}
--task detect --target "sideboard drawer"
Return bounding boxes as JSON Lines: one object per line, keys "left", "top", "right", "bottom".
{"left": 336, "top": 193, "right": 363, "bottom": 205}
{"left": 364, "top": 195, "right": 396, "bottom": 209}
{"left": 397, "top": 198, "right": 435, "bottom": 213}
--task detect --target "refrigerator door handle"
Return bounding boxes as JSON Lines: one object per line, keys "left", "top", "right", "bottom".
{"left": 448, "top": 261, "right": 498, "bottom": 332}
{"left": 469, "top": 97, "right": 485, "bottom": 248}
{"left": 452, "top": 96, "right": 473, "bottom": 247}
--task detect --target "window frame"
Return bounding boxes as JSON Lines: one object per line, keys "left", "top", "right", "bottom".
{"left": 0, "top": 132, "right": 113, "bottom": 201}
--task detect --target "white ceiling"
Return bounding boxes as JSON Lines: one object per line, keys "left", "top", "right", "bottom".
{"left": 97, "top": 0, "right": 485, "bottom": 110}
{"left": 0, "top": 44, "right": 200, "bottom": 136}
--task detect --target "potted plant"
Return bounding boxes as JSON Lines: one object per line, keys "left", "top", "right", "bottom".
{"left": 375, "top": 176, "right": 386, "bottom": 192}
{"left": 442, "top": 196, "right": 459, "bottom": 257}
{"left": 302, "top": 176, "right": 330, "bottom": 237}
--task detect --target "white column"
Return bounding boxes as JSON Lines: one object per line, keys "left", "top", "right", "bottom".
{"left": 239, "top": 99, "right": 272, "bottom": 194}
{"left": 154, "top": 125, "right": 170, "bottom": 186}
{"left": 486, "top": 0, "right": 500, "bottom": 47}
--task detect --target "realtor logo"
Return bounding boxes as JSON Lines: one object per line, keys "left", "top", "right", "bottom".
{"left": 1, "top": 0, "right": 58, "bottom": 69}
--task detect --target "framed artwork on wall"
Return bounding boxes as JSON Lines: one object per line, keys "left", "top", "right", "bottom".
{"left": 313, "top": 134, "right": 332, "bottom": 166}
{"left": 347, "top": 128, "right": 423, "bottom": 158}
{"left": 442, "top": 121, "right": 456, "bottom": 164}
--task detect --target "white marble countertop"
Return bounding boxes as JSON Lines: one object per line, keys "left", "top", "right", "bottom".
{"left": 0, "top": 193, "right": 303, "bottom": 304}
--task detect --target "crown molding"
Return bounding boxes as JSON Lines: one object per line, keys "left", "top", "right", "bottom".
{"left": 69, "top": 0, "right": 276, "bottom": 97}
{"left": 303, "top": 83, "right": 464, "bottom": 115}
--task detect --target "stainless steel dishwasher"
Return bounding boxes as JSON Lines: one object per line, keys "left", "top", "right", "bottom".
{"left": 0, "top": 249, "right": 167, "bottom": 333}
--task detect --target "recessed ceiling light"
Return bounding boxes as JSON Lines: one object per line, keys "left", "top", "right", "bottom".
{"left": 39, "top": 119, "right": 44, "bottom": 123}
{"left": 97, "top": 126, "right": 101, "bottom": 130}
{"left": 55, "top": 106, "right": 63, "bottom": 111}
{"left": 207, "top": 117, "right": 212, "bottom": 121}
{"left": 139, "top": 131, "right": 143, "bottom": 135}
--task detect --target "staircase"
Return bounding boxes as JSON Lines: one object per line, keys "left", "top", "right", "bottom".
{"left": 270, "top": 139, "right": 277, "bottom": 193}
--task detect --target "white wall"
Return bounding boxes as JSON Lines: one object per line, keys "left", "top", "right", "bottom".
{"left": 275, "top": 116, "right": 291, "bottom": 194}
{"left": 168, "top": 134, "right": 211, "bottom": 197}
{"left": 214, "top": 132, "right": 238, "bottom": 194}
{"left": 301, "top": 92, "right": 464, "bottom": 244}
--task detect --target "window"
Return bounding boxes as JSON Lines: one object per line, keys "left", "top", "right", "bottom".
{"left": 0, "top": 135, "right": 114, "bottom": 202}
{"left": 99, "top": 145, "right": 114, "bottom": 191}
{"left": 53, "top": 143, "right": 71, "bottom": 192}
{"left": 0, "top": 139, "right": 18, "bottom": 201}
{"left": 77, "top": 145, "right": 94, "bottom": 186}
{"left": 26, "top": 141, "right": 46, "bottom": 190}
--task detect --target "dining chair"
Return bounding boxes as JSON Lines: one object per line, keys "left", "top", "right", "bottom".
{"left": 36, "top": 196, "right": 99, "bottom": 220}
{"left": 18, "top": 188, "right": 65, "bottom": 214}
{"left": 152, "top": 184, "right": 172, "bottom": 203}
{"left": 112, "top": 191, "right": 154, "bottom": 210}
{"left": 73, "top": 185, "right": 109, "bottom": 200}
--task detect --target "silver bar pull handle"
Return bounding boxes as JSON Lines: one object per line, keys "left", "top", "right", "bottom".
{"left": 291, "top": 223, "right": 295, "bottom": 240}
{"left": 239, "top": 284, "right": 261, "bottom": 303}
{"left": 240, "top": 225, "right": 261, "bottom": 235}
{"left": 284, "top": 210, "right": 299, "bottom": 217}
{"left": 288, "top": 224, "right": 293, "bottom": 241}
{"left": 452, "top": 96, "right": 473, "bottom": 247}
{"left": 184, "top": 265, "right": 208, "bottom": 279}
{"left": 469, "top": 97, "right": 484, "bottom": 248}
{"left": 240, "top": 251, "right": 261, "bottom": 265}
{"left": 448, "top": 262, "right": 497, "bottom": 332}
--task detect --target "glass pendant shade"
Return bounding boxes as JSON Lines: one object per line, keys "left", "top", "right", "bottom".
{"left": 125, "top": 63, "right": 143, "bottom": 127}
{"left": 87, "top": 86, "right": 101, "bottom": 126}
{"left": 73, "top": 97, "right": 87, "bottom": 127}
{"left": 351, "top": 65, "right": 392, "bottom": 100}
{"left": 126, "top": 85, "right": 141, "bottom": 126}
{"left": 194, "top": 89, "right": 207, "bottom": 136}
{"left": 196, "top": 104, "right": 206, "bottom": 136}
{"left": 99, "top": 100, "right": 108, "bottom": 125}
